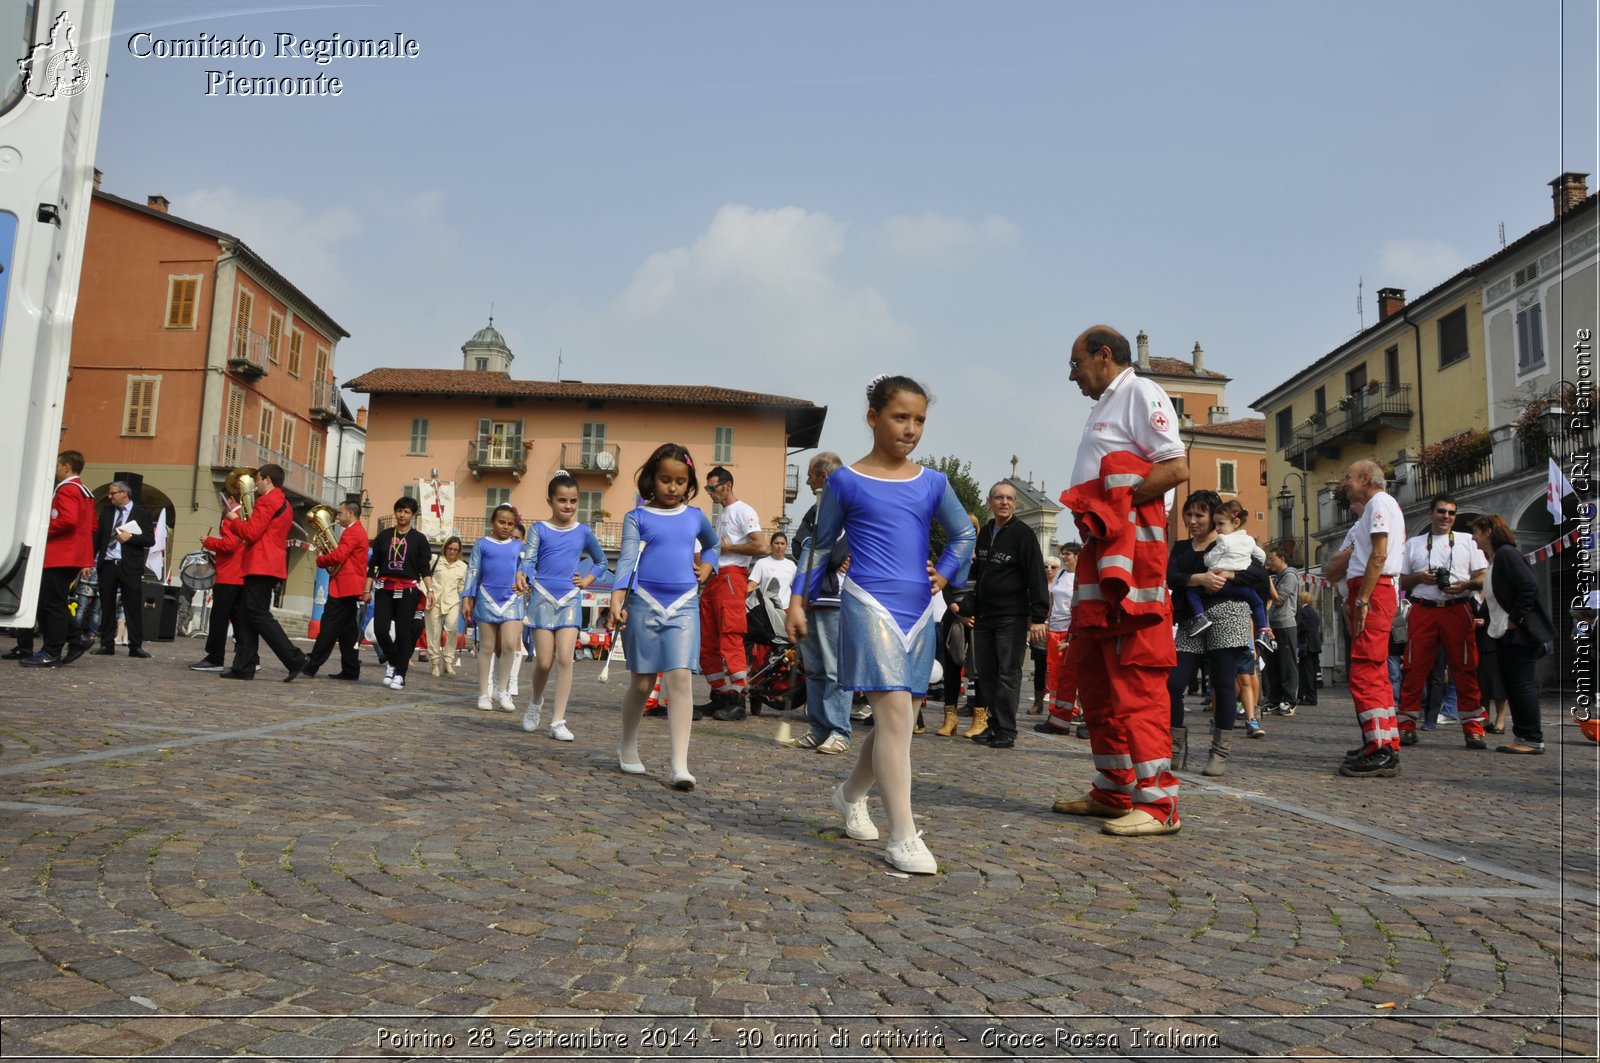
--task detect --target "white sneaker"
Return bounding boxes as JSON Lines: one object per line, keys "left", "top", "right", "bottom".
{"left": 522, "top": 701, "right": 543, "bottom": 733}
{"left": 495, "top": 690, "right": 515, "bottom": 712}
{"left": 832, "top": 784, "right": 879, "bottom": 841}
{"left": 383, "top": 664, "right": 395, "bottom": 687}
{"left": 884, "top": 831, "right": 937, "bottom": 874}
{"left": 477, "top": 695, "right": 493, "bottom": 711}
{"left": 390, "top": 674, "right": 404, "bottom": 691}
{"left": 549, "top": 720, "right": 574, "bottom": 742}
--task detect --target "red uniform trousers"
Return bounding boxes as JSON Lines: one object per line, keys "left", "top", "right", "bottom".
{"left": 699, "top": 567, "right": 750, "bottom": 694}
{"left": 1075, "top": 636, "right": 1179, "bottom": 824}
{"left": 1347, "top": 577, "right": 1400, "bottom": 754}
{"left": 1041, "top": 630, "right": 1085, "bottom": 733}
{"left": 1398, "top": 599, "right": 1484, "bottom": 737}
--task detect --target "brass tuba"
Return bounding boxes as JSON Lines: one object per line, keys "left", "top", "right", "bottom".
{"left": 307, "top": 505, "right": 340, "bottom": 563}
{"left": 223, "top": 467, "right": 257, "bottom": 520}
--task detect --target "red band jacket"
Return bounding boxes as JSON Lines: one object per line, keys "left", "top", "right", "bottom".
{"left": 318, "top": 520, "right": 369, "bottom": 599}
{"left": 46, "top": 477, "right": 97, "bottom": 569}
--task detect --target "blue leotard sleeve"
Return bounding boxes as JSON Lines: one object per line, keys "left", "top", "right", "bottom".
{"left": 463, "top": 540, "right": 485, "bottom": 599}
{"left": 696, "top": 511, "right": 721, "bottom": 571}
{"left": 933, "top": 482, "right": 976, "bottom": 587}
{"left": 581, "top": 526, "right": 609, "bottom": 581}
{"left": 613, "top": 510, "right": 643, "bottom": 589}
{"left": 517, "top": 526, "right": 540, "bottom": 583}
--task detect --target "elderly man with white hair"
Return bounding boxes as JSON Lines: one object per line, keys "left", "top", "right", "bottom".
{"left": 1338, "top": 459, "right": 1407, "bottom": 778}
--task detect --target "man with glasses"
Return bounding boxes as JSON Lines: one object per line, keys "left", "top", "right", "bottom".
{"left": 1397, "top": 494, "right": 1488, "bottom": 748}
{"left": 91, "top": 480, "right": 157, "bottom": 658}
{"left": 699, "top": 467, "right": 769, "bottom": 720}
{"left": 968, "top": 482, "right": 1048, "bottom": 749}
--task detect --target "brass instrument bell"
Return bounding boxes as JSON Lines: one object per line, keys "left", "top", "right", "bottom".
{"left": 223, "top": 467, "right": 257, "bottom": 520}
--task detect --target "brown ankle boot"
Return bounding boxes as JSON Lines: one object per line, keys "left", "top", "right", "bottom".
{"left": 964, "top": 706, "right": 990, "bottom": 739}
{"left": 936, "top": 707, "right": 959, "bottom": 736}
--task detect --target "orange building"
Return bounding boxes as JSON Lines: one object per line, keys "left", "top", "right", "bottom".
{"left": 345, "top": 324, "right": 825, "bottom": 551}
{"left": 59, "top": 178, "right": 351, "bottom": 615}
{"left": 1133, "top": 334, "right": 1271, "bottom": 554}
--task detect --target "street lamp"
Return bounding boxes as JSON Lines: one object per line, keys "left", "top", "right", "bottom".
{"left": 1277, "top": 471, "right": 1311, "bottom": 578}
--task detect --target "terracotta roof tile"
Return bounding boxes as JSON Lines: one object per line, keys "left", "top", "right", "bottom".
{"left": 1186, "top": 417, "right": 1267, "bottom": 440}
{"left": 343, "top": 368, "right": 819, "bottom": 410}
{"left": 1139, "top": 356, "right": 1230, "bottom": 381}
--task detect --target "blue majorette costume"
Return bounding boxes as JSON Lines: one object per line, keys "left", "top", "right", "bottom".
{"left": 798, "top": 466, "right": 974, "bottom": 695}
{"left": 613, "top": 505, "right": 720, "bottom": 673}
{"left": 520, "top": 521, "right": 609, "bottom": 630}
{"left": 463, "top": 536, "right": 526, "bottom": 624}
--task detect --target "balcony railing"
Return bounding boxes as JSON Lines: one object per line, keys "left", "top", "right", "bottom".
{"left": 466, "top": 437, "right": 527, "bottom": 479}
{"left": 211, "top": 435, "right": 344, "bottom": 507}
{"left": 1415, "top": 449, "right": 1494, "bottom": 500}
{"left": 378, "top": 516, "right": 625, "bottom": 555}
{"left": 784, "top": 463, "right": 799, "bottom": 503}
{"left": 228, "top": 327, "right": 270, "bottom": 377}
{"left": 310, "top": 378, "right": 340, "bottom": 420}
{"left": 558, "top": 442, "right": 622, "bottom": 477}
{"left": 1286, "top": 383, "right": 1413, "bottom": 461}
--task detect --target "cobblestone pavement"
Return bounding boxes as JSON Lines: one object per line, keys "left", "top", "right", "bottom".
{"left": 1, "top": 640, "right": 1596, "bottom": 1061}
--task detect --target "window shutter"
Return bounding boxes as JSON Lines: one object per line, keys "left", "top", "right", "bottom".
{"left": 123, "top": 377, "right": 157, "bottom": 435}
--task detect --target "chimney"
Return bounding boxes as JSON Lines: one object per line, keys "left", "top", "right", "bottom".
{"left": 147, "top": 195, "right": 169, "bottom": 213}
{"left": 356, "top": 405, "right": 368, "bottom": 429}
{"left": 1136, "top": 330, "right": 1150, "bottom": 369}
{"left": 93, "top": 168, "right": 102, "bottom": 191}
{"left": 1208, "top": 405, "right": 1230, "bottom": 425}
{"left": 1550, "top": 172, "right": 1589, "bottom": 218}
{"left": 1377, "top": 287, "right": 1406, "bottom": 321}
{"left": 1191, "top": 341, "right": 1205, "bottom": 375}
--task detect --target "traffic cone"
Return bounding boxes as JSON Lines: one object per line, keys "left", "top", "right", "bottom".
{"left": 645, "top": 675, "right": 663, "bottom": 710}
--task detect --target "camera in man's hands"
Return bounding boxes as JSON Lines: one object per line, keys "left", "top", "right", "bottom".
{"left": 1432, "top": 566, "right": 1453, "bottom": 591}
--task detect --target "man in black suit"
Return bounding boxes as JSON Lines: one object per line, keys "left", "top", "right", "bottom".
{"left": 92, "top": 480, "right": 156, "bottom": 658}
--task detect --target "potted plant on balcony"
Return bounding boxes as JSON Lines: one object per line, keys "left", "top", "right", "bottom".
{"left": 1418, "top": 429, "right": 1492, "bottom": 485}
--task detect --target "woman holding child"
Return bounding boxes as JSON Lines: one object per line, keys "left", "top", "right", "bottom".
{"left": 1165, "top": 490, "right": 1272, "bottom": 777}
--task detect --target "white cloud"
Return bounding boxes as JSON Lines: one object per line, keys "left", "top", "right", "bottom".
{"left": 609, "top": 204, "right": 912, "bottom": 375}
{"left": 872, "top": 212, "right": 1020, "bottom": 268}
{"left": 178, "top": 186, "right": 363, "bottom": 307}
{"left": 1374, "top": 239, "right": 1469, "bottom": 295}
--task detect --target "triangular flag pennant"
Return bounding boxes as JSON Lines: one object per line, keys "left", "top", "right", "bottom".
{"left": 1548, "top": 458, "right": 1576, "bottom": 522}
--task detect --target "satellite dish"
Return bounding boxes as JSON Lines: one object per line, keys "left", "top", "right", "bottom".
{"left": 594, "top": 451, "right": 616, "bottom": 471}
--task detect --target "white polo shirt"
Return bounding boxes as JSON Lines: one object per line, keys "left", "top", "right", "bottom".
{"left": 1349, "top": 490, "right": 1405, "bottom": 581}
{"left": 1070, "top": 366, "right": 1187, "bottom": 488}
{"left": 1401, "top": 531, "right": 1488, "bottom": 602}
{"left": 715, "top": 499, "right": 763, "bottom": 572}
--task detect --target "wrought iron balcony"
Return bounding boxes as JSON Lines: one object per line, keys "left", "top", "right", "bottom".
{"left": 227, "top": 327, "right": 270, "bottom": 377}
{"left": 466, "top": 436, "right": 528, "bottom": 479}
{"left": 210, "top": 434, "right": 344, "bottom": 507}
{"left": 310, "top": 378, "right": 340, "bottom": 420}
{"left": 1285, "top": 383, "right": 1412, "bottom": 462}
{"left": 558, "top": 442, "right": 622, "bottom": 478}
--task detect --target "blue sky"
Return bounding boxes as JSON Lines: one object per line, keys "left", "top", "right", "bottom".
{"left": 92, "top": 1, "right": 1597, "bottom": 512}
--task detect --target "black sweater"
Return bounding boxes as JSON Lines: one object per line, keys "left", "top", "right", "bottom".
{"left": 1166, "top": 538, "right": 1270, "bottom": 623}
{"left": 971, "top": 518, "right": 1048, "bottom": 624}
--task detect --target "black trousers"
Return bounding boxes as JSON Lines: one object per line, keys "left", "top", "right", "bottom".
{"left": 97, "top": 561, "right": 144, "bottom": 650}
{"left": 38, "top": 566, "right": 78, "bottom": 657}
{"left": 373, "top": 587, "right": 423, "bottom": 679}
{"left": 305, "top": 594, "right": 362, "bottom": 677}
{"left": 230, "top": 575, "right": 305, "bottom": 676}
{"left": 1496, "top": 639, "right": 1544, "bottom": 745}
{"left": 1298, "top": 649, "right": 1321, "bottom": 704}
{"left": 1265, "top": 626, "right": 1298, "bottom": 705}
{"left": 203, "top": 583, "right": 244, "bottom": 664}
{"left": 974, "top": 617, "right": 1029, "bottom": 739}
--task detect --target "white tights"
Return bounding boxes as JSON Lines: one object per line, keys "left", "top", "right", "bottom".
{"left": 618, "top": 669, "right": 694, "bottom": 777}
{"left": 841, "top": 691, "right": 917, "bottom": 842}
{"left": 477, "top": 621, "right": 523, "bottom": 696}
{"left": 531, "top": 627, "right": 579, "bottom": 721}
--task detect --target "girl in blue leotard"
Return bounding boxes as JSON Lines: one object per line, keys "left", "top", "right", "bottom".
{"left": 463, "top": 504, "right": 527, "bottom": 713}
{"left": 787, "top": 375, "right": 975, "bottom": 875}
{"left": 609, "top": 444, "right": 720, "bottom": 791}
{"left": 516, "top": 472, "right": 609, "bottom": 741}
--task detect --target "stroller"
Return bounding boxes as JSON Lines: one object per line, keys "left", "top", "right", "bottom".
{"left": 744, "top": 574, "right": 805, "bottom": 714}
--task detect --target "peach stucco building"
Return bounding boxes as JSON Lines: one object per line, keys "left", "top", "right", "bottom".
{"left": 59, "top": 180, "right": 352, "bottom": 616}
{"left": 1133, "top": 335, "right": 1271, "bottom": 556}
{"left": 345, "top": 324, "right": 826, "bottom": 551}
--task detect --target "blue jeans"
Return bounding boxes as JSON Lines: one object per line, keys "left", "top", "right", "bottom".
{"left": 802, "top": 607, "right": 851, "bottom": 742}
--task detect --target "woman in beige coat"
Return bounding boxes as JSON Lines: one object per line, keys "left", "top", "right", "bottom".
{"left": 426, "top": 537, "right": 468, "bottom": 675}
